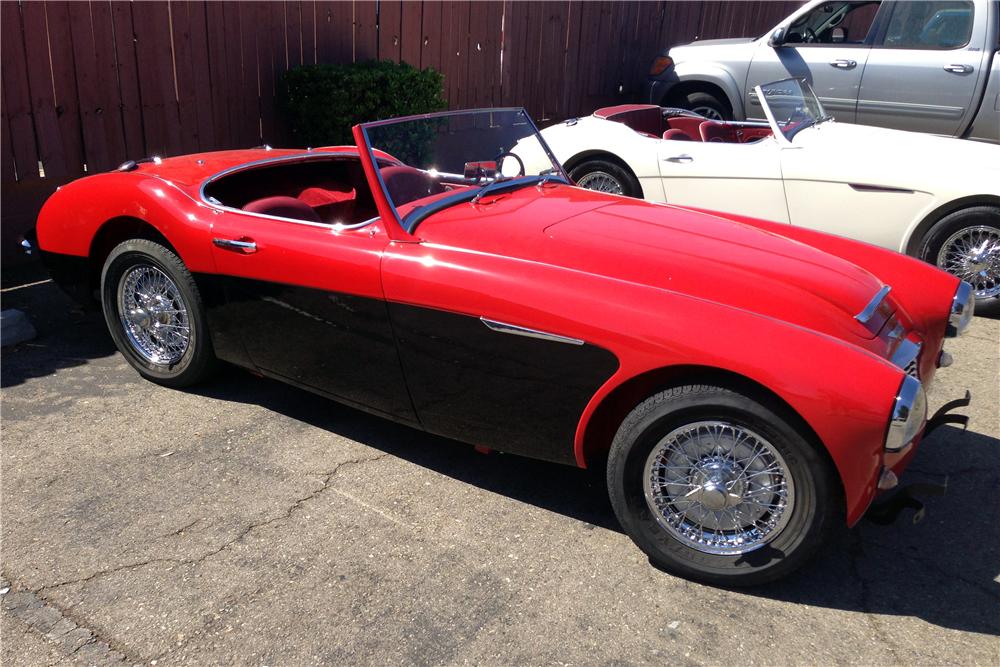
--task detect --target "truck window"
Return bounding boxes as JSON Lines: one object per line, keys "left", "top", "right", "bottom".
{"left": 786, "top": 1, "right": 881, "bottom": 45}
{"left": 879, "top": 1, "right": 974, "bottom": 49}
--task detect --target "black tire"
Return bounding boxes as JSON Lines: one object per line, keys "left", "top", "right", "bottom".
{"left": 918, "top": 205, "right": 1000, "bottom": 317}
{"left": 607, "top": 385, "right": 839, "bottom": 586}
{"left": 673, "top": 90, "right": 732, "bottom": 121}
{"left": 100, "top": 239, "right": 217, "bottom": 387}
{"left": 569, "top": 159, "right": 642, "bottom": 199}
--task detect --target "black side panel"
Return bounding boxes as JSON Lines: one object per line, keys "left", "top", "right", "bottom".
{"left": 194, "top": 274, "right": 254, "bottom": 369}
{"left": 388, "top": 303, "right": 619, "bottom": 465}
{"left": 213, "top": 277, "right": 418, "bottom": 424}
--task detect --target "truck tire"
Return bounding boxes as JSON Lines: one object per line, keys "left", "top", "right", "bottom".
{"left": 674, "top": 91, "right": 732, "bottom": 121}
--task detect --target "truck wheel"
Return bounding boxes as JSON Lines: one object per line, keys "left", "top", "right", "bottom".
{"left": 569, "top": 159, "right": 642, "bottom": 198}
{"left": 674, "top": 91, "right": 732, "bottom": 121}
{"left": 606, "top": 385, "right": 839, "bottom": 586}
{"left": 919, "top": 206, "right": 1000, "bottom": 317}
{"left": 101, "top": 239, "right": 218, "bottom": 387}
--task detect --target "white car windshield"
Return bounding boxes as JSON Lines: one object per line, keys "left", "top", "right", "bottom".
{"left": 359, "top": 108, "right": 567, "bottom": 233}
{"left": 756, "top": 78, "right": 832, "bottom": 143}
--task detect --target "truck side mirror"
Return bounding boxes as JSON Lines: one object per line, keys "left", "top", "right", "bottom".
{"left": 769, "top": 27, "right": 787, "bottom": 47}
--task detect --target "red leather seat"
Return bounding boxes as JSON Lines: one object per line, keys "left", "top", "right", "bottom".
{"left": 297, "top": 185, "right": 355, "bottom": 207}
{"left": 243, "top": 196, "right": 321, "bottom": 223}
{"left": 662, "top": 129, "right": 694, "bottom": 141}
{"left": 593, "top": 104, "right": 664, "bottom": 136}
{"left": 664, "top": 116, "right": 704, "bottom": 139}
{"left": 379, "top": 166, "right": 445, "bottom": 206}
{"left": 699, "top": 121, "right": 738, "bottom": 143}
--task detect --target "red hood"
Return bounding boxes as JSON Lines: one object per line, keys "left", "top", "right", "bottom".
{"left": 417, "top": 185, "right": 890, "bottom": 342}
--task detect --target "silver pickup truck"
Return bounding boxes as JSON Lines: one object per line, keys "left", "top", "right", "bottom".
{"left": 644, "top": 0, "right": 999, "bottom": 142}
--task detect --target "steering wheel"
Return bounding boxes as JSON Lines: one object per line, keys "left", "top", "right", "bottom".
{"left": 496, "top": 151, "right": 525, "bottom": 179}
{"left": 802, "top": 26, "right": 817, "bottom": 43}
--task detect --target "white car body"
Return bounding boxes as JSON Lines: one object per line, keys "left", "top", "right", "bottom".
{"left": 539, "top": 103, "right": 1000, "bottom": 258}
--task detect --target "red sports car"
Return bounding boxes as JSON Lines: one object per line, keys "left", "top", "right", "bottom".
{"left": 34, "top": 108, "right": 974, "bottom": 585}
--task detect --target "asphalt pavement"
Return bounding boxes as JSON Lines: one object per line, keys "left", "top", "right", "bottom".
{"left": 2, "top": 269, "right": 998, "bottom": 665}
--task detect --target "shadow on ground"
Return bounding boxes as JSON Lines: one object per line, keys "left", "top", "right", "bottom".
{"left": 5, "top": 266, "right": 999, "bottom": 637}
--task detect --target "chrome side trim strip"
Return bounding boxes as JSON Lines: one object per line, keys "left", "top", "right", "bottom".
{"left": 849, "top": 183, "right": 915, "bottom": 194}
{"left": 480, "top": 317, "right": 585, "bottom": 346}
{"left": 856, "top": 285, "right": 892, "bottom": 324}
{"left": 890, "top": 336, "right": 922, "bottom": 378}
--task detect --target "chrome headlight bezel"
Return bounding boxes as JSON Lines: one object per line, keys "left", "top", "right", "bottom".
{"left": 885, "top": 375, "right": 928, "bottom": 452}
{"left": 945, "top": 281, "right": 975, "bottom": 338}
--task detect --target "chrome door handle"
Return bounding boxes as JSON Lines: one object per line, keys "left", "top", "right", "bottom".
{"left": 943, "top": 64, "right": 973, "bottom": 74}
{"left": 213, "top": 238, "right": 257, "bottom": 253}
{"left": 664, "top": 154, "right": 693, "bottom": 163}
{"left": 829, "top": 59, "right": 857, "bottom": 69}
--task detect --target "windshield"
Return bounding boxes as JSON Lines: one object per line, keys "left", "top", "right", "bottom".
{"left": 359, "top": 108, "right": 567, "bottom": 233}
{"left": 756, "top": 78, "right": 831, "bottom": 143}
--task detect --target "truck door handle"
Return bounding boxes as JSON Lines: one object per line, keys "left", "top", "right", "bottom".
{"left": 664, "top": 154, "right": 693, "bottom": 163}
{"left": 943, "top": 64, "right": 973, "bottom": 74}
{"left": 213, "top": 237, "right": 257, "bottom": 253}
{"left": 829, "top": 59, "right": 857, "bottom": 69}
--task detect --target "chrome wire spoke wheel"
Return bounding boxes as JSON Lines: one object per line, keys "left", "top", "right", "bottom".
{"left": 576, "top": 171, "right": 624, "bottom": 195}
{"left": 117, "top": 264, "right": 191, "bottom": 365}
{"left": 937, "top": 225, "right": 1000, "bottom": 299}
{"left": 642, "top": 421, "right": 795, "bottom": 556}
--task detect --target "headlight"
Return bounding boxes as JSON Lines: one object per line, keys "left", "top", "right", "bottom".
{"left": 885, "top": 375, "right": 927, "bottom": 452}
{"left": 649, "top": 56, "right": 674, "bottom": 76}
{"left": 946, "top": 281, "right": 974, "bottom": 337}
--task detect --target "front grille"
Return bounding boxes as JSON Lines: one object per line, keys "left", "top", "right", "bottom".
{"left": 891, "top": 337, "right": 922, "bottom": 379}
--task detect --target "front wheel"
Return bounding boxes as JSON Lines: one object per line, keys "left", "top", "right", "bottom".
{"left": 569, "top": 159, "right": 642, "bottom": 198}
{"left": 101, "top": 239, "right": 217, "bottom": 387}
{"left": 919, "top": 206, "right": 1000, "bottom": 317}
{"left": 607, "top": 385, "right": 839, "bottom": 586}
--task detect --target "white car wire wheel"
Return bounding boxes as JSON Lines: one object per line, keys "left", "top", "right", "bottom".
{"left": 920, "top": 206, "right": 1000, "bottom": 317}
{"left": 607, "top": 384, "right": 839, "bottom": 586}
{"left": 101, "top": 239, "right": 217, "bottom": 387}
{"left": 569, "top": 159, "right": 642, "bottom": 198}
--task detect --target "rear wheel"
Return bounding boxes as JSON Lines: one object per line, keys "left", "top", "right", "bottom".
{"left": 101, "top": 239, "right": 217, "bottom": 387}
{"left": 569, "top": 159, "right": 642, "bottom": 198}
{"left": 607, "top": 385, "right": 838, "bottom": 586}
{"left": 919, "top": 206, "right": 1000, "bottom": 317}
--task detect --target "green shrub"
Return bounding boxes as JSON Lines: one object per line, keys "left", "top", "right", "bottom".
{"left": 277, "top": 60, "right": 447, "bottom": 148}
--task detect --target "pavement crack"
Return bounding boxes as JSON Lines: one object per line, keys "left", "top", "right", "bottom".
{"left": 846, "top": 532, "right": 900, "bottom": 659}
{"left": 32, "top": 453, "right": 392, "bottom": 594}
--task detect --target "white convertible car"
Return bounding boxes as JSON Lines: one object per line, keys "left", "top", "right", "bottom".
{"left": 539, "top": 78, "right": 1000, "bottom": 315}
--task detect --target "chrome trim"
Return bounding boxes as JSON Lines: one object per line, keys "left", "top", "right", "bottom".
{"left": 212, "top": 238, "right": 257, "bottom": 252}
{"left": 890, "top": 336, "right": 922, "bottom": 378}
{"left": 946, "top": 281, "right": 975, "bottom": 337}
{"left": 855, "top": 285, "right": 892, "bottom": 324}
{"left": 198, "top": 152, "right": 381, "bottom": 231}
{"left": 479, "top": 317, "right": 584, "bottom": 346}
{"left": 848, "top": 183, "right": 914, "bottom": 194}
{"left": 885, "top": 375, "right": 927, "bottom": 452}
{"left": 20, "top": 239, "right": 32, "bottom": 255}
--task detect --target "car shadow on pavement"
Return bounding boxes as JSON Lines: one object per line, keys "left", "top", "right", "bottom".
{"left": 1, "top": 265, "right": 117, "bottom": 389}
{"left": 5, "top": 283, "right": 997, "bottom": 637}
{"left": 195, "top": 367, "right": 1000, "bottom": 637}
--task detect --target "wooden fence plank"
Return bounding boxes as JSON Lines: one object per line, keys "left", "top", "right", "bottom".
{"left": 400, "top": 0, "right": 422, "bottom": 67}
{"left": 238, "top": 2, "right": 261, "bottom": 146}
{"left": 1, "top": 1, "right": 40, "bottom": 181}
{"left": 180, "top": 1, "right": 217, "bottom": 151}
{"left": 316, "top": 1, "right": 352, "bottom": 64}
{"left": 204, "top": 2, "right": 232, "bottom": 149}
{"left": 168, "top": 0, "right": 204, "bottom": 155}
{"left": 286, "top": 0, "right": 303, "bottom": 68}
{"left": 41, "top": 2, "right": 87, "bottom": 176}
{"left": 302, "top": 0, "right": 317, "bottom": 65}
{"left": 132, "top": 1, "right": 183, "bottom": 157}
{"left": 419, "top": 0, "right": 442, "bottom": 72}
{"left": 353, "top": 0, "right": 377, "bottom": 62}
{"left": 110, "top": 1, "right": 147, "bottom": 158}
{"left": 378, "top": 0, "right": 402, "bottom": 62}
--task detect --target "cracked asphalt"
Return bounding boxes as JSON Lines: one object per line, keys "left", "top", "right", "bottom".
{"left": 2, "top": 270, "right": 998, "bottom": 665}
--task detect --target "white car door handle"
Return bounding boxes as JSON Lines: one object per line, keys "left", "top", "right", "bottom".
{"left": 829, "top": 59, "right": 857, "bottom": 69}
{"left": 943, "top": 64, "right": 973, "bottom": 74}
{"left": 664, "top": 154, "right": 693, "bottom": 163}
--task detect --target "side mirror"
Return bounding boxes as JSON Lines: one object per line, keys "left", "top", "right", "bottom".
{"left": 768, "top": 27, "right": 787, "bottom": 48}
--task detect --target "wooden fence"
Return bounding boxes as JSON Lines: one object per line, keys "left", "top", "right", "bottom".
{"left": 0, "top": 0, "right": 800, "bottom": 265}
